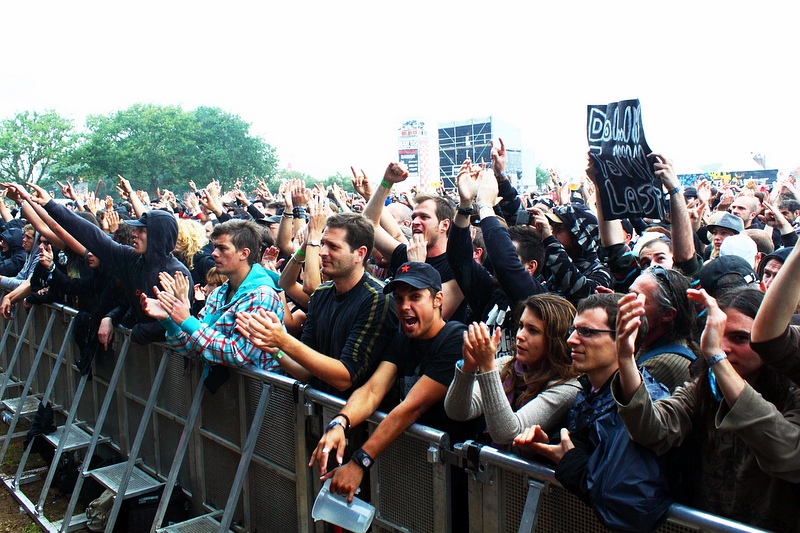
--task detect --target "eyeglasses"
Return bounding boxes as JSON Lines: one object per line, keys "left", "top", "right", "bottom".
{"left": 568, "top": 325, "right": 616, "bottom": 338}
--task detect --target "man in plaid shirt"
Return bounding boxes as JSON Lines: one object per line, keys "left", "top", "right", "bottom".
{"left": 143, "top": 219, "right": 283, "bottom": 370}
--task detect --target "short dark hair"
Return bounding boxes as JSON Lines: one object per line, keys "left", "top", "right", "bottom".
{"left": 778, "top": 198, "right": 800, "bottom": 213}
{"left": 324, "top": 213, "right": 374, "bottom": 265}
{"left": 210, "top": 219, "right": 263, "bottom": 266}
{"left": 413, "top": 194, "right": 455, "bottom": 224}
{"left": 508, "top": 225, "right": 544, "bottom": 274}
{"left": 576, "top": 292, "right": 624, "bottom": 330}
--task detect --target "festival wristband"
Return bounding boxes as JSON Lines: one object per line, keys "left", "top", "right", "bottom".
{"left": 380, "top": 179, "right": 392, "bottom": 189}
{"left": 706, "top": 351, "right": 727, "bottom": 366}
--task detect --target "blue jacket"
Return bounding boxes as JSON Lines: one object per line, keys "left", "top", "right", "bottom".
{"left": 556, "top": 370, "right": 672, "bottom": 532}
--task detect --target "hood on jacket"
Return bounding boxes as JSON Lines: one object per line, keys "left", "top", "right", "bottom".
{"left": 124, "top": 209, "right": 179, "bottom": 267}
{"left": 0, "top": 227, "right": 24, "bottom": 251}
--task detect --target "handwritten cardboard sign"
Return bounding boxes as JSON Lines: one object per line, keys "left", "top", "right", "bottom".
{"left": 587, "top": 99, "right": 662, "bottom": 220}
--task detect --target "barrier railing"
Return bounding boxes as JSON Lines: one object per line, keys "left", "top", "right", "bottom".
{"left": 0, "top": 302, "right": 768, "bottom": 533}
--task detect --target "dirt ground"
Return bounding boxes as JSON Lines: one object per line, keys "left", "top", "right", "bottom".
{"left": 0, "top": 427, "right": 87, "bottom": 533}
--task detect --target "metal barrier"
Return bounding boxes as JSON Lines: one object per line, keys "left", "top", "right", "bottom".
{"left": 0, "top": 302, "right": 768, "bottom": 533}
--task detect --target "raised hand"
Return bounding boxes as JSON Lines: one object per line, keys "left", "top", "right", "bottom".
{"left": 456, "top": 158, "right": 479, "bottom": 204}
{"left": 491, "top": 138, "right": 507, "bottom": 178}
{"left": 384, "top": 162, "right": 409, "bottom": 185}
{"left": 462, "top": 322, "right": 501, "bottom": 372}
{"left": 350, "top": 167, "right": 373, "bottom": 200}
{"left": 406, "top": 233, "right": 428, "bottom": 262}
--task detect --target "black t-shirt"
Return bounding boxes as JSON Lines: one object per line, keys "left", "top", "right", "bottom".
{"left": 389, "top": 244, "right": 468, "bottom": 323}
{"left": 301, "top": 273, "right": 397, "bottom": 397}
{"left": 383, "top": 321, "right": 479, "bottom": 442}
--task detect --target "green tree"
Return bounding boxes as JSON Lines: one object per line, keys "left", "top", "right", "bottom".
{"left": 535, "top": 166, "right": 550, "bottom": 190}
{"left": 65, "top": 104, "right": 278, "bottom": 195}
{"left": 321, "top": 172, "right": 355, "bottom": 193}
{"left": 0, "top": 110, "right": 78, "bottom": 184}
{"left": 192, "top": 106, "right": 277, "bottom": 192}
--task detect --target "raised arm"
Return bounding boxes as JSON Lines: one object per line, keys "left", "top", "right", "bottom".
{"left": 360, "top": 163, "right": 409, "bottom": 257}
{"left": 650, "top": 153, "right": 694, "bottom": 263}
{"left": 117, "top": 175, "right": 147, "bottom": 218}
{"left": 751, "top": 245, "right": 800, "bottom": 343}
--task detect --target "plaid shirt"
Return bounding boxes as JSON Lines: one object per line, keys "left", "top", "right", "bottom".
{"left": 163, "top": 265, "right": 284, "bottom": 370}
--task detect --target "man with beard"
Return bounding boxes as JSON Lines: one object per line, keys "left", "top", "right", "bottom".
{"left": 240, "top": 213, "right": 397, "bottom": 397}
{"left": 360, "top": 163, "right": 467, "bottom": 321}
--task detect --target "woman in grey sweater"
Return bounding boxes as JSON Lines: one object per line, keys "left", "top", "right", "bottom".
{"left": 445, "top": 293, "right": 580, "bottom": 445}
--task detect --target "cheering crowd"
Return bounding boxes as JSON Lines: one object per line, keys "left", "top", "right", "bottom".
{"left": 1, "top": 139, "right": 799, "bottom": 532}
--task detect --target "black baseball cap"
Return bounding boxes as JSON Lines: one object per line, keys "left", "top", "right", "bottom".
{"left": 698, "top": 255, "right": 758, "bottom": 296}
{"left": 384, "top": 262, "right": 442, "bottom": 294}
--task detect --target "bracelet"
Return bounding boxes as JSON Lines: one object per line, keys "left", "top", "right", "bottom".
{"left": 334, "top": 413, "right": 351, "bottom": 431}
{"left": 295, "top": 249, "right": 306, "bottom": 259}
{"left": 270, "top": 350, "right": 285, "bottom": 361}
{"left": 495, "top": 172, "right": 506, "bottom": 180}
{"left": 47, "top": 262, "right": 56, "bottom": 273}
{"left": 282, "top": 213, "right": 294, "bottom": 219}
{"left": 706, "top": 351, "right": 727, "bottom": 366}
{"left": 477, "top": 204, "right": 493, "bottom": 211}
{"left": 456, "top": 206, "right": 473, "bottom": 216}
{"left": 667, "top": 186, "right": 683, "bottom": 196}
{"left": 380, "top": 179, "right": 392, "bottom": 189}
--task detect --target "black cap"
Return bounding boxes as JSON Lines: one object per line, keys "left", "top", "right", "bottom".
{"left": 698, "top": 255, "right": 758, "bottom": 296}
{"left": 384, "top": 262, "right": 442, "bottom": 294}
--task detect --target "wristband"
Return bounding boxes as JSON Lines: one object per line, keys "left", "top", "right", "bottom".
{"left": 456, "top": 206, "right": 473, "bottom": 217}
{"left": 495, "top": 172, "right": 506, "bottom": 180}
{"left": 380, "top": 179, "right": 392, "bottom": 189}
{"left": 477, "top": 204, "right": 493, "bottom": 211}
{"left": 270, "top": 350, "right": 285, "bottom": 361}
{"left": 292, "top": 206, "right": 307, "bottom": 219}
{"left": 324, "top": 419, "right": 347, "bottom": 433}
{"left": 48, "top": 262, "right": 56, "bottom": 273}
{"left": 333, "top": 413, "right": 351, "bottom": 431}
{"left": 706, "top": 351, "right": 727, "bottom": 366}
{"left": 282, "top": 212, "right": 294, "bottom": 219}
{"left": 295, "top": 249, "right": 306, "bottom": 259}
{"left": 667, "top": 186, "right": 683, "bottom": 196}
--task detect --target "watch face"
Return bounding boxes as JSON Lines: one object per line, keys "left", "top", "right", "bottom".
{"left": 353, "top": 449, "right": 372, "bottom": 470}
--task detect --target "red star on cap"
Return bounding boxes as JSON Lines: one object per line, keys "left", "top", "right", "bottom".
{"left": 400, "top": 265, "right": 411, "bottom": 272}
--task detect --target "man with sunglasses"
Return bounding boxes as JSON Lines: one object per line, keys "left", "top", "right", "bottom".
{"left": 514, "top": 292, "right": 672, "bottom": 532}
{"left": 628, "top": 265, "right": 698, "bottom": 392}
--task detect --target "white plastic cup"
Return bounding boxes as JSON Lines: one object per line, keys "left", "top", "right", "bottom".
{"left": 312, "top": 479, "right": 375, "bottom": 533}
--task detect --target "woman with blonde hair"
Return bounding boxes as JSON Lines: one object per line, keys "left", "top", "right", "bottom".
{"left": 445, "top": 293, "right": 580, "bottom": 446}
{"left": 174, "top": 218, "right": 214, "bottom": 286}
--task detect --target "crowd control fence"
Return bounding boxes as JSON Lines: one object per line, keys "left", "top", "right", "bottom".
{"left": 0, "top": 302, "right": 769, "bottom": 533}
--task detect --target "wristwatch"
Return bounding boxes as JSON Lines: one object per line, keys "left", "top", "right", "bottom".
{"left": 351, "top": 448, "right": 374, "bottom": 471}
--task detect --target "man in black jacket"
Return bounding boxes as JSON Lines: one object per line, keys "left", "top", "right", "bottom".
{"left": 30, "top": 190, "right": 192, "bottom": 344}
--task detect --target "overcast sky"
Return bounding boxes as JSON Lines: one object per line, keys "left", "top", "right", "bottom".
{"left": 1, "top": 1, "right": 796, "bottom": 181}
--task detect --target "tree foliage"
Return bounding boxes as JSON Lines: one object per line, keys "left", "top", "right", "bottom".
{"left": 0, "top": 110, "right": 78, "bottom": 184}
{"left": 535, "top": 166, "right": 550, "bottom": 190}
{"left": 61, "top": 104, "right": 278, "bottom": 194}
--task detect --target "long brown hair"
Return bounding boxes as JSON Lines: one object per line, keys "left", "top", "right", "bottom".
{"left": 500, "top": 293, "right": 578, "bottom": 408}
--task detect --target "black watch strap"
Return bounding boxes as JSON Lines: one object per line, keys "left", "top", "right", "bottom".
{"left": 351, "top": 448, "right": 374, "bottom": 471}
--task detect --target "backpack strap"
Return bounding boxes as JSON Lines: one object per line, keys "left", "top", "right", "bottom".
{"left": 638, "top": 343, "right": 696, "bottom": 365}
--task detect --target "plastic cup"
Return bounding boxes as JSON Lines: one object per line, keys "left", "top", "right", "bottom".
{"left": 312, "top": 479, "right": 375, "bottom": 533}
